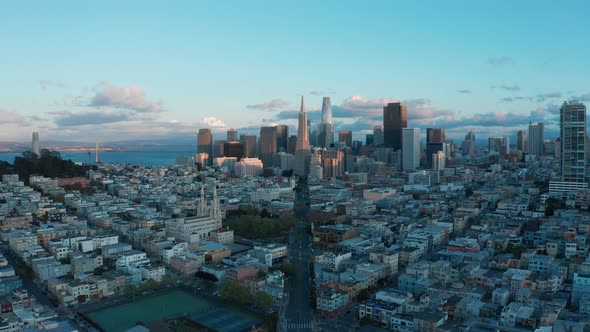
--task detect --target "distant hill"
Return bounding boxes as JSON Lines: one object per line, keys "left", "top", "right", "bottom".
{"left": 0, "top": 150, "right": 94, "bottom": 184}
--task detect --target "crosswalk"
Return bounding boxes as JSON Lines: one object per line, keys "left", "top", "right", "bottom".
{"left": 285, "top": 321, "right": 313, "bottom": 330}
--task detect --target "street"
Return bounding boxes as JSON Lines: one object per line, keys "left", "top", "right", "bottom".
{"left": 280, "top": 181, "right": 315, "bottom": 331}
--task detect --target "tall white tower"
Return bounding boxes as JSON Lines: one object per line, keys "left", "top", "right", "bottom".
{"left": 32, "top": 132, "right": 40, "bottom": 156}
{"left": 95, "top": 137, "right": 100, "bottom": 163}
{"left": 317, "top": 97, "right": 334, "bottom": 148}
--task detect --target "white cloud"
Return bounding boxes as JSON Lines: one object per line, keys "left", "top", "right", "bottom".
{"left": 246, "top": 99, "right": 290, "bottom": 112}
{"left": 90, "top": 83, "right": 164, "bottom": 113}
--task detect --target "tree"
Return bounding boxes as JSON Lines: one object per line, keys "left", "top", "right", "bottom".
{"left": 220, "top": 280, "right": 252, "bottom": 304}
{"left": 93, "top": 267, "right": 103, "bottom": 275}
{"left": 545, "top": 197, "right": 564, "bottom": 216}
{"left": 465, "top": 187, "right": 474, "bottom": 198}
{"left": 254, "top": 292, "right": 274, "bottom": 309}
{"left": 279, "top": 263, "right": 295, "bottom": 277}
{"left": 357, "top": 289, "right": 371, "bottom": 300}
{"left": 144, "top": 278, "right": 160, "bottom": 289}
{"left": 260, "top": 208, "right": 271, "bottom": 218}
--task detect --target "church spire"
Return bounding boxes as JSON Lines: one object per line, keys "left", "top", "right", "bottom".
{"left": 211, "top": 183, "right": 221, "bottom": 221}
{"left": 197, "top": 182, "right": 208, "bottom": 217}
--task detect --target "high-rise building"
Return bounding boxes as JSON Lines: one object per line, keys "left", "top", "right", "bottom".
{"left": 259, "top": 126, "right": 277, "bottom": 167}
{"left": 32, "top": 132, "right": 40, "bottom": 156}
{"left": 240, "top": 134, "right": 257, "bottom": 158}
{"left": 197, "top": 129, "right": 213, "bottom": 165}
{"left": 223, "top": 141, "right": 244, "bottom": 160}
{"left": 462, "top": 131, "right": 476, "bottom": 156}
{"left": 294, "top": 96, "right": 311, "bottom": 177}
{"left": 432, "top": 151, "right": 446, "bottom": 171}
{"left": 338, "top": 131, "right": 352, "bottom": 148}
{"left": 374, "top": 126, "right": 384, "bottom": 146}
{"left": 317, "top": 97, "right": 334, "bottom": 148}
{"left": 322, "top": 96, "right": 333, "bottom": 124}
{"left": 234, "top": 158, "right": 264, "bottom": 176}
{"left": 227, "top": 129, "right": 238, "bottom": 142}
{"left": 213, "top": 140, "right": 226, "bottom": 158}
{"left": 560, "top": 101, "right": 586, "bottom": 183}
{"left": 383, "top": 102, "right": 407, "bottom": 151}
{"left": 322, "top": 149, "right": 344, "bottom": 178}
{"left": 528, "top": 123, "right": 544, "bottom": 156}
{"left": 516, "top": 130, "right": 527, "bottom": 152}
{"left": 288, "top": 135, "right": 297, "bottom": 154}
{"left": 426, "top": 128, "right": 445, "bottom": 144}
{"left": 426, "top": 128, "right": 445, "bottom": 169}
{"left": 366, "top": 134, "right": 374, "bottom": 146}
{"left": 275, "top": 125, "right": 289, "bottom": 153}
{"left": 488, "top": 136, "right": 509, "bottom": 156}
{"left": 402, "top": 128, "right": 420, "bottom": 171}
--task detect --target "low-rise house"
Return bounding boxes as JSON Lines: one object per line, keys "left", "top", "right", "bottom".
{"left": 317, "top": 288, "right": 349, "bottom": 317}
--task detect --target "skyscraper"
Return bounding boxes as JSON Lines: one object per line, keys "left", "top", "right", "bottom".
{"left": 426, "top": 128, "right": 445, "bottom": 144}
{"left": 227, "top": 129, "right": 238, "bottom": 142}
{"left": 426, "top": 128, "right": 445, "bottom": 168}
{"left": 366, "top": 134, "right": 374, "bottom": 146}
{"left": 275, "top": 125, "right": 289, "bottom": 153}
{"left": 223, "top": 141, "right": 244, "bottom": 160}
{"left": 294, "top": 96, "right": 311, "bottom": 177}
{"left": 402, "top": 128, "right": 420, "bottom": 171}
{"left": 32, "top": 132, "right": 40, "bottom": 156}
{"left": 240, "top": 134, "right": 257, "bottom": 158}
{"left": 259, "top": 126, "right": 277, "bottom": 167}
{"left": 516, "top": 130, "right": 527, "bottom": 152}
{"left": 213, "top": 140, "right": 226, "bottom": 158}
{"left": 374, "top": 126, "right": 384, "bottom": 146}
{"left": 322, "top": 96, "right": 332, "bottom": 124}
{"left": 560, "top": 101, "right": 586, "bottom": 183}
{"left": 197, "top": 128, "right": 212, "bottom": 165}
{"left": 462, "top": 131, "right": 476, "bottom": 156}
{"left": 338, "top": 131, "right": 352, "bottom": 148}
{"left": 528, "top": 123, "right": 544, "bottom": 156}
{"left": 317, "top": 97, "right": 334, "bottom": 148}
{"left": 383, "top": 102, "right": 407, "bottom": 151}
{"left": 288, "top": 135, "right": 297, "bottom": 154}
{"left": 488, "top": 137, "right": 504, "bottom": 154}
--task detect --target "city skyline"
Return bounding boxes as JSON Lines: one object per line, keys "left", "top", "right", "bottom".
{"left": 1, "top": 1, "right": 590, "bottom": 143}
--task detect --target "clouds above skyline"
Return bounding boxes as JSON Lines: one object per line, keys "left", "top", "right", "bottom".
{"left": 89, "top": 83, "right": 164, "bottom": 113}
{"left": 1, "top": 85, "right": 586, "bottom": 143}
{"left": 0, "top": 109, "right": 39, "bottom": 127}
{"left": 246, "top": 99, "right": 290, "bottom": 112}
{"left": 492, "top": 84, "right": 521, "bottom": 92}
{"left": 50, "top": 109, "right": 133, "bottom": 127}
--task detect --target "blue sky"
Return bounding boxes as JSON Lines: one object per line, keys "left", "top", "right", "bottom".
{"left": 1, "top": 1, "right": 589, "bottom": 143}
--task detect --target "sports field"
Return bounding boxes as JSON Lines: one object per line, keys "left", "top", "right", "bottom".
{"left": 87, "top": 289, "right": 260, "bottom": 332}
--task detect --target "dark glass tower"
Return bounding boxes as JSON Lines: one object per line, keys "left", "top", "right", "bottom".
{"left": 275, "top": 125, "right": 289, "bottom": 153}
{"left": 383, "top": 102, "right": 407, "bottom": 150}
{"left": 259, "top": 126, "right": 277, "bottom": 167}
{"left": 197, "top": 128, "right": 212, "bottom": 165}
{"left": 426, "top": 128, "right": 445, "bottom": 169}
